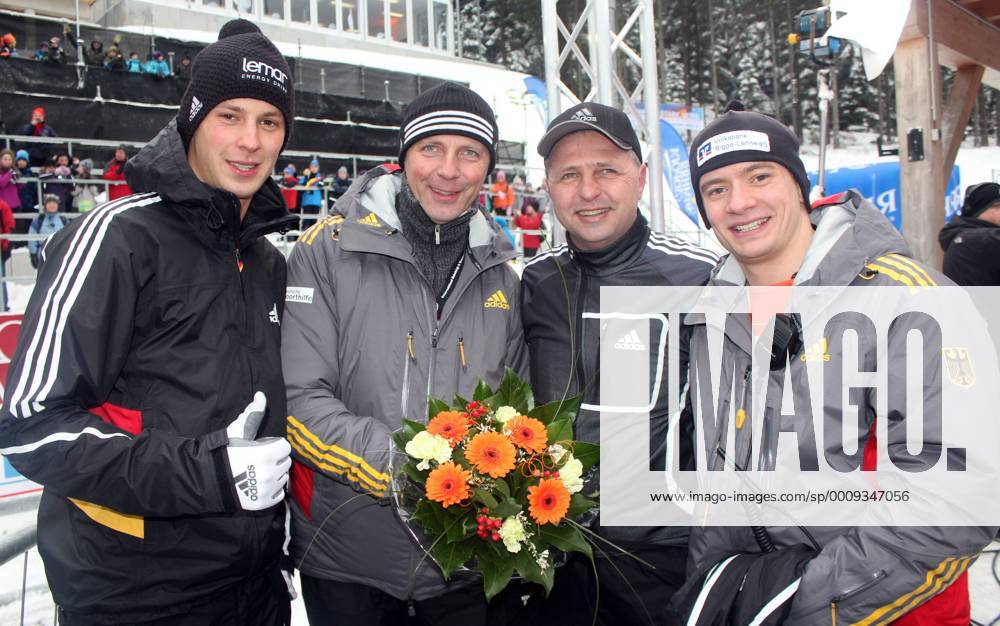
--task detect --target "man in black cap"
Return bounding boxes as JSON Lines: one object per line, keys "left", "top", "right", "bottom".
{"left": 939, "top": 182, "right": 1000, "bottom": 285}
{"left": 0, "top": 19, "right": 296, "bottom": 625}
{"left": 282, "top": 81, "right": 527, "bottom": 625}
{"left": 521, "top": 102, "right": 717, "bottom": 625}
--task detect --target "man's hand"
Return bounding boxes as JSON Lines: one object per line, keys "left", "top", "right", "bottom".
{"left": 227, "top": 391, "right": 267, "bottom": 441}
{"left": 226, "top": 438, "right": 291, "bottom": 511}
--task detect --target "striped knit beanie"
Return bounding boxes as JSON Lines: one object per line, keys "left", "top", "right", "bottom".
{"left": 398, "top": 82, "right": 498, "bottom": 174}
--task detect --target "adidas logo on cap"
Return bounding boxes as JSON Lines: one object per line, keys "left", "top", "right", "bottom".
{"left": 614, "top": 329, "right": 645, "bottom": 351}
{"left": 571, "top": 107, "right": 597, "bottom": 122}
{"left": 189, "top": 96, "right": 203, "bottom": 121}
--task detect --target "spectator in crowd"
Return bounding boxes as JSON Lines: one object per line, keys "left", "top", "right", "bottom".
{"left": 280, "top": 164, "right": 298, "bottom": 212}
{"left": 511, "top": 173, "right": 525, "bottom": 209}
{"left": 27, "top": 193, "right": 67, "bottom": 269}
{"left": 125, "top": 51, "right": 142, "bottom": 72}
{"left": 1, "top": 33, "right": 17, "bottom": 58}
{"left": 520, "top": 181, "right": 536, "bottom": 212}
{"left": 939, "top": 182, "right": 1000, "bottom": 285}
{"left": 102, "top": 145, "right": 132, "bottom": 200}
{"left": 513, "top": 198, "right": 542, "bottom": 258}
{"left": 44, "top": 36, "right": 67, "bottom": 64}
{"left": 490, "top": 168, "right": 513, "bottom": 216}
{"left": 70, "top": 158, "right": 100, "bottom": 212}
{"left": 298, "top": 158, "right": 324, "bottom": 216}
{"left": 175, "top": 53, "right": 193, "bottom": 79}
{"left": 41, "top": 162, "right": 73, "bottom": 213}
{"left": 142, "top": 51, "right": 170, "bottom": 77}
{"left": 0, "top": 196, "right": 13, "bottom": 264}
{"left": 103, "top": 47, "right": 125, "bottom": 71}
{"left": 331, "top": 165, "right": 351, "bottom": 201}
{"left": 55, "top": 153, "right": 70, "bottom": 169}
{"left": 0, "top": 149, "right": 21, "bottom": 216}
{"left": 15, "top": 150, "right": 35, "bottom": 239}
{"left": 33, "top": 41, "right": 49, "bottom": 62}
{"left": 18, "top": 107, "right": 57, "bottom": 166}
{"left": 84, "top": 38, "right": 105, "bottom": 66}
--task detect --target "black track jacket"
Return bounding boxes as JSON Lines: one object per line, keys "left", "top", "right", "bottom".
{"left": 0, "top": 120, "right": 296, "bottom": 622}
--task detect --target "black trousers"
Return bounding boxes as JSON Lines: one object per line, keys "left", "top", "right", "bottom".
{"left": 300, "top": 575, "right": 531, "bottom": 626}
{"left": 525, "top": 545, "right": 688, "bottom": 626}
{"left": 58, "top": 567, "right": 290, "bottom": 626}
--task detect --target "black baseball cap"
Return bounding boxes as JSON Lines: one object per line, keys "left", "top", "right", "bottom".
{"left": 961, "top": 182, "right": 1000, "bottom": 218}
{"left": 537, "top": 102, "right": 642, "bottom": 162}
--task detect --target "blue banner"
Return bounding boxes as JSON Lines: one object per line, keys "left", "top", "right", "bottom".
{"left": 660, "top": 120, "right": 701, "bottom": 227}
{"left": 808, "top": 162, "right": 962, "bottom": 231}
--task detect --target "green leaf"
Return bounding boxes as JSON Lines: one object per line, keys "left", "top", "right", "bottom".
{"left": 432, "top": 538, "right": 474, "bottom": 579}
{"left": 473, "top": 488, "right": 499, "bottom": 510}
{"left": 445, "top": 511, "right": 473, "bottom": 543}
{"left": 528, "top": 395, "right": 581, "bottom": 426}
{"left": 539, "top": 523, "right": 593, "bottom": 559}
{"left": 493, "top": 368, "right": 534, "bottom": 413}
{"left": 566, "top": 493, "right": 597, "bottom": 521}
{"left": 452, "top": 393, "right": 470, "bottom": 409}
{"left": 512, "top": 545, "right": 555, "bottom": 595}
{"left": 480, "top": 549, "right": 516, "bottom": 601}
{"left": 546, "top": 418, "right": 574, "bottom": 446}
{"left": 402, "top": 418, "right": 426, "bottom": 440}
{"left": 389, "top": 430, "right": 407, "bottom": 450}
{"left": 402, "top": 463, "right": 428, "bottom": 484}
{"left": 572, "top": 442, "right": 600, "bottom": 471}
{"left": 427, "top": 398, "right": 450, "bottom": 420}
{"left": 493, "top": 478, "right": 510, "bottom": 499}
{"left": 452, "top": 448, "right": 471, "bottom": 471}
{"left": 413, "top": 499, "right": 448, "bottom": 537}
{"left": 492, "top": 496, "right": 522, "bottom": 519}
{"left": 472, "top": 379, "right": 494, "bottom": 402}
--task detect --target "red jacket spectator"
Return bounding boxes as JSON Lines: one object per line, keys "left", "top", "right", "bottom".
{"left": 0, "top": 198, "right": 15, "bottom": 262}
{"left": 102, "top": 146, "right": 132, "bottom": 201}
{"left": 514, "top": 208, "right": 542, "bottom": 256}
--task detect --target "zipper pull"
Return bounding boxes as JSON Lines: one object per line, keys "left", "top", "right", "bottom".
{"left": 407, "top": 332, "right": 415, "bottom": 360}
{"left": 458, "top": 337, "right": 466, "bottom": 368}
{"left": 234, "top": 248, "right": 243, "bottom": 273}
{"left": 434, "top": 224, "right": 440, "bottom": 245}
{"left": 830, "top": 602, "right": 837, "bottom": 626}
{"left": 736, "top": 367, "right": 751, "bottom": 429}
{"left": 431, "top": 326, "right": 439, "bottom": 348}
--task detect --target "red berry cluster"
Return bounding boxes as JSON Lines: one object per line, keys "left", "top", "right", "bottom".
{"left": 531, "top": 470, "right": 561, "bottom": 478}
{"left": 476, "top": 507, "right": 502, "bottom": 542}
{"left": 465, "top": 401, "right": 489, "bottom": 421}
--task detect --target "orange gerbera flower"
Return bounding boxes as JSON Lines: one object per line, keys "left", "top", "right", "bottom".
{"left": 425, "top": 461, "right": 471, "bottom": 508}
{"left": 426, "top": 410, "right": 469, "bottom": 446}
{"left": 506, "top": 415, "right": 548, "bottom": 453}
{"left": 528, "top": 478, "right": 571, "bottom": 525}
{"left": 465, "top": 431, "right": 517, "bottom": 478}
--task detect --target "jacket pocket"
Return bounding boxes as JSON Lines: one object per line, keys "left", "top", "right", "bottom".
{"left": 828, "top": 569, "right": 888, "bottom": 625}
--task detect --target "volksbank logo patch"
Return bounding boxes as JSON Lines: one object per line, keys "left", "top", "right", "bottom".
{"left": 241, "top": 57, "right": 289, "bottom": 93}
{"left": 696, "top": 130, "right": 771, "bottom": 166}
{"left": 614, "top": 329, "right": 644, "bottom": 351}
{"left": 571, "top": 107, "right": 597, "bottom": 122}
{"left": 235, "top": 466, "right": 258, "bottom": 502}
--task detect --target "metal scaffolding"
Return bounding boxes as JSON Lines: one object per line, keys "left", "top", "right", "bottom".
{"left": 540, "top": 0, "right": 666, "bottom": 231}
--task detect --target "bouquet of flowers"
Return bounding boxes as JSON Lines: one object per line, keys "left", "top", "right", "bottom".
{"left": 389, "top": 368, "right": 599, "bottom": 600}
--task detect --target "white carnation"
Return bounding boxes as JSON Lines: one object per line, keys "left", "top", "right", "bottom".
{"left": 498, "top": 516, "right": 527, "bottom": 553}
{"left": 494, "top": 405, "right": 519, "bottom": 424}
{"left": 405, "top": 431, "right": 452, "bottom": 470}
{"left": 559, "top": 455, "right": 584, "bottom": 494}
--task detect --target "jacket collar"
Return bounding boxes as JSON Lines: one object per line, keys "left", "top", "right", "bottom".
{"left": 567, "top": 210, "right": 647, "bottom": 274}
{"left": 125, "top": 119, "right": 295, "bottom": 250}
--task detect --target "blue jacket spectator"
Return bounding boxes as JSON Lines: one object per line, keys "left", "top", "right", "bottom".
{"left": 298, "top": 159, "right": 325, "bottom": 213}
{"left": 142, "top": 52, "right": 170, "bottom": 77}
{"left": 125, "top": 52, "right": 142, "bottom": 73}
{"left": 27, "top": 194, "right": 68, "bottom": 266}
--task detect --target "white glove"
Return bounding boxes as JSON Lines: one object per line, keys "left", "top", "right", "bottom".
{"left": 227, "top": 391, "right": 267, "bottom": 441}
{"left": 227, "top": 437, "right": 291, "bottom": 511}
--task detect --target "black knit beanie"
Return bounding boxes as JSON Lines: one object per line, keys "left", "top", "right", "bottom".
{"left": 177, "top": 19, "right": 294, "bottom": 151}
{"left": 689, "top": 101, "right": 810, "bottom": 228}
{"left": 960, "top": 182, "right": 1000, "bottom": 218}
{"left": 398, "top": 82, "right": 499, "bottom": 174}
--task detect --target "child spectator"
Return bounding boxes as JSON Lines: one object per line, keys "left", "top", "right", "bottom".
{"left": 41, "top": 163, "right": 73, "bottom": 212}
{"left": 0, "top": 33, "right": 17, "bottom": 58}
{"left": 513, "top": 199, "right": 543, "bottom": 258}
{"left": 142, "top": 51, "right": 170, "bottom": 77}
{"left": 0, "top": 149, "right": 21, "bottom": 215}
{"left": 125, "top": 51, "right": 142, "bottom": 72}
{"left": 104, "top": 48, "right": 125, "bottom": 71}
{"left": 280, "top": 164, "right": 298, "bottom": 212}
{"left": 33, "top": 41, "right": 49, "bottom": 61}
{"left": 102, "top": 145, "right": 132, "bottom": 200}
{"left": 331, "top": 165, "right": 352, "bottom": 201}
{"left": 27, "top": 194, "right": 68, "bottom": 270}
{"left": 298, "top": 158, "right": 324, "bottom": 216}
{"left": 71, "top": 159, "right": 101, "bottom": 212}
{"left": 174, "top": 53, "right": 192, "bottom": 79}
{"left": 15, "top": 150, "right": 35, "bottom": 239}
{"left": 490, "top": 169, "right": 513, "bottom": 216}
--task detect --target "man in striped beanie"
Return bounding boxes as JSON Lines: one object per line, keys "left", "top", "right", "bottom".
{"left": 282, "top": 81, "right": 528, "bottom": 624}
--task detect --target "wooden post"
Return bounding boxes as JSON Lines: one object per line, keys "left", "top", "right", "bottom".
{"left": 940, "top": 64, "right": 985, "bottom": 187}
{"left": 895, "top": 37, "right": 945, "bottom": 268}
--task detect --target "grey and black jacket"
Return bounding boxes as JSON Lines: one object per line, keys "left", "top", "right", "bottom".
{"left": 520, "top": 212, "right": 717, "bottom": 549}
{"left": 282, "top": 166, "right": 528, "bottom": 601}
{"left": 685, "top": 190, "right": 996, "bottom": 624}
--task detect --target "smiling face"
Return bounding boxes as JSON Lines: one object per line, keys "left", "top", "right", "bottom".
{"left": 545, "top": 130, "right": 645, "bottom": 251}
{"left": 700, "top": 160, "right": 814, "bottom": 285}
{"left": 0, "top": 153, "right": 12, "bottom": 170}
{"left": 187, "top": 98, "right": 285, "bottom": 219}
{"left": 403, "top": 134, "right": 489, "bottom": 224}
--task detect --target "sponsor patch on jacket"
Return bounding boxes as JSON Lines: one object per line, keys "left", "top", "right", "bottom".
{"left": 286, "top": 286, "right": 314, "bottom": 304}
{"left": 484, "top": 290, "right": 509, "bottom": 310}
{"left": 357, "top": 213, "right": 382, "bottom": 227}
{"left": 696, "top": 130, "right": 771, "bottom": 166}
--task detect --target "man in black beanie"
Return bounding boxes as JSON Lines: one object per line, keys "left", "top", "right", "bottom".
{"left": 282, "top": 81, "right": 528, "bottom": 625}
{"left": 0, "top": 19, "right": 297, "bottom": 625}
{"left": 939, "top": 182, "right": 1000, "bottom": 285}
